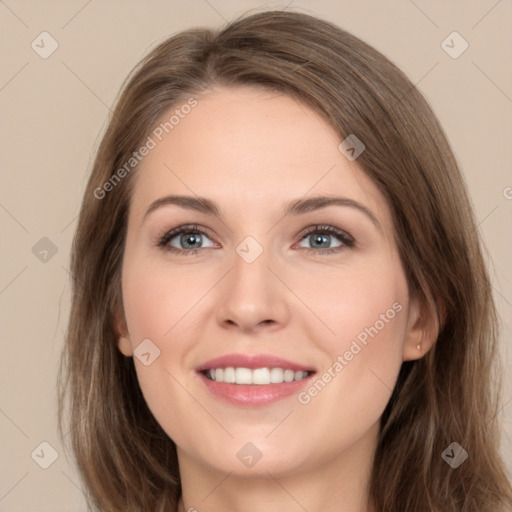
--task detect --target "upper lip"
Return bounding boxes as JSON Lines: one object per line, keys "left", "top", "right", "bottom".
{"left": 196, "top": 353, "right": 316, "bottom": 373}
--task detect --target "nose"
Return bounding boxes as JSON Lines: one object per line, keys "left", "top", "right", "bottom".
{"left": 215, "top": 246, "right": 290, "bottom": 334}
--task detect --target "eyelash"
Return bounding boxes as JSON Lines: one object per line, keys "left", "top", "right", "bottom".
{"left": 156, "top": 223, "right": 355, "bottom": 256}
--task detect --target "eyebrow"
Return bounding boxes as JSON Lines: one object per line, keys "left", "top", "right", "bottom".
{"left": 143, "top": 194, "right": 382, "bottom": 232}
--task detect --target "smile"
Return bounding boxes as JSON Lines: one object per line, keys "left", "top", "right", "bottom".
{"left": 196, "top": 353, "right": 316, "bottom": 406}
{"left": 203, "top": 367, "right": 311, "bottom": 385}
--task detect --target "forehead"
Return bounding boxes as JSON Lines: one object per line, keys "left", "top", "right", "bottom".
{"left": 128, "top": 86, "right": 393, "bottom": 235}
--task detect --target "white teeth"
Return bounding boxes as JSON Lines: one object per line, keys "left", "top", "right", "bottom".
{"left": 206, "top": 367, "right": 309, "bottom": 385}
{"left": 252, "top": 367, "right": 270, "bottom": 385}
{"left": 269, "top": 368, "right": 284, "bottom": 383}
{"left": 294, "top": 370, "right": 304, "bottom": 381}
{"left": 283, "top": 369, "right": 295, "bottom": 382}
{"left": 223, "top": 367, "right": 236, "bottom": 383}
{"left": 235, "top": 367, "right": 252, "bottom": 384}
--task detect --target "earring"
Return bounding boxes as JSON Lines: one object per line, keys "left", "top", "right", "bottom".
{"left": 416, "top": 343, "right": 421, "bottom": 351}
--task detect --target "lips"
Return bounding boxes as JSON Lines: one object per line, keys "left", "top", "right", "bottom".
{"left": 196, "top": 353, "right": 316, "bottom": 407}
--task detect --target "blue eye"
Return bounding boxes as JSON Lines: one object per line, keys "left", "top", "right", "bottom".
{"left": 158, "top": 224, "right": 216, "bottom": 255}
{"left": 157, "top": 223, "right": 354, "bottom": 256}
{"left": 296, "top": 225, "right": 354, "bottom": 254}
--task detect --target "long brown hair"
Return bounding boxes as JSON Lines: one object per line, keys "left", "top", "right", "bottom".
{"left": 57, "top": 9, "right": 512, "bottom": 511}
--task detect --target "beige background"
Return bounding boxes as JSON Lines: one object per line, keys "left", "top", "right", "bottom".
{"left": 1, "top": 1, "right": 511, "bottom": 510}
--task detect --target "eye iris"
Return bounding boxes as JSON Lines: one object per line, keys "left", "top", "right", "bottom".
{"left": 311, "top": 233, "right": 330, "bottom": 248}
{"left": 181, "top": 232, "right": 201, "bottom": 249}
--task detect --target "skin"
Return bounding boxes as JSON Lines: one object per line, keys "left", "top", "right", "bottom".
{"left": 117, "top": 86, "right": 436, "bottom": 512}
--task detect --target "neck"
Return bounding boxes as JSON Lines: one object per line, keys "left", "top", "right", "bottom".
{"left": 176, "top": 421, "right": 379, "bottom": 512}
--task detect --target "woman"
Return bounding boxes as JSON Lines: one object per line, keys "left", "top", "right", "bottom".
{"left": 58, "top": 9, "right": 512, "bottom": 512}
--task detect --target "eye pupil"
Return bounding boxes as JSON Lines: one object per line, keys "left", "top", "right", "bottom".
{"left": 181, "top": 232, "right": 201, "bottom": 249}
{"left": 311, "top": 233, "right": 330, "bottom": 248}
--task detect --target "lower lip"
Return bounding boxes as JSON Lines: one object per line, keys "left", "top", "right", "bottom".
{"left": 198, "top": 372, "right": 314, "bottom": 407}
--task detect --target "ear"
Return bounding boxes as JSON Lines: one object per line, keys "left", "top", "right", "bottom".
{"left": 402, "top": 294, "right": 441, "bottom": 361}
{"left": 113, "top": 305, "right": 133, "bottom": 357}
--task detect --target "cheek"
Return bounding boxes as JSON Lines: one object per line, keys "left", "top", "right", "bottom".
{"left": 300, "top": 257, "right": 409, "bottom": 403}
{"left": 120, "top": 255, "right": 217, "bottom": 439}
{"left": 121, "top": 257, "right": 195, "bottom": 441}
{"left": 121, "top": 254, "right": 209, "bottom": 342}
{"left": 300, "top": 256, "right": 408, "bottom": 353}
{"left": 287, "top": 268, "right": 408, "bottom": 462}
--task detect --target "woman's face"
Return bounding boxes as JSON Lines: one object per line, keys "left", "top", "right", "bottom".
{"left": 117, "top": 85, "right": 425, "bottom": 477}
